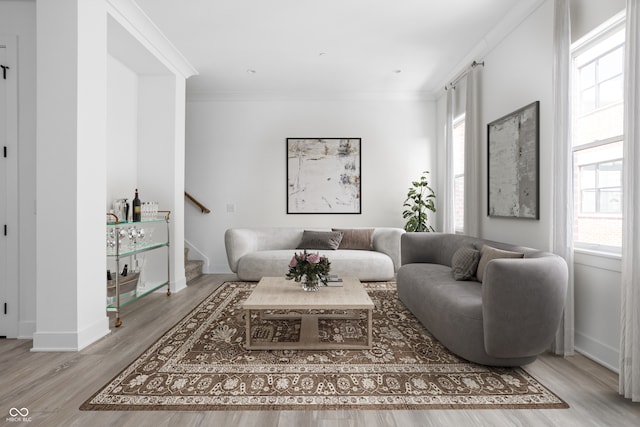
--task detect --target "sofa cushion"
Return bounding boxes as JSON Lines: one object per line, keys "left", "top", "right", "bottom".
{"left": 451, "top": 247, "right": 480, "bottom": 281}
{"left": 236, "top": 249, "right": 395, "bottom": 281}
{"left": 296, "top": 230, "right": 343, "bottom": 250}
{"left": 332, "top": 228, "right": 374, "bottom": 250}
{"left": 476, "top": 245, "right": 524, "bottom": 282}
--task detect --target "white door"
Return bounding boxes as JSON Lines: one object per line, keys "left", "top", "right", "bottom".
{"left": 0, "top": 45, "right": 8, "bottom": 337}
{"left": 0, "top": 40, "right": 18, "bottom": 339}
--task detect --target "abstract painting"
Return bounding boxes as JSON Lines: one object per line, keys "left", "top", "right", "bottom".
{"left": 487, "top": 101, "right": 539, "bottom": 219}
{"left": 287, "top": 138, "right": 361, "bottom": 214}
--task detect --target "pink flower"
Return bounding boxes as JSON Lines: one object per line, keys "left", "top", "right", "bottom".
{"left": 307, "top": 253, "right": 320, "bottom": 264}
{"left": 289, "top": 256, "right": 297, "bottom": 268}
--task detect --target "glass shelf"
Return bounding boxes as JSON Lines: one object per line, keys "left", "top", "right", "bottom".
{"left": 106, "top": 280, "right": 168, "bottom": 310}
{"left": 105, "top": 211, "right": 171, "bottom": 328}
{"left": 107, "top": 241, "right": 169, "bottom": 257}
{"left": 107, "top": 218, "right": 168, "bottom": 226}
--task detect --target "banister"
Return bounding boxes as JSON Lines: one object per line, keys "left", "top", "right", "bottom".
{"left": 185, "top": 191, "right": 211, "bottom": 214}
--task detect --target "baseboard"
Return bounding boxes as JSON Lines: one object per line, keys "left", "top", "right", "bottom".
{"left": 209, "top": 263, "right": 233, "bottom": 274}
{"left": 170, "top": 277, "right": 187, "bottom": 294}
{"left": 18, "top": 320, "right": 36, "bottom": 339}
{"left": 31, "top": 317, "right": 110, "bottom": 352}
{"left": 575, "top": 331, "right": 619, "bottom": 373}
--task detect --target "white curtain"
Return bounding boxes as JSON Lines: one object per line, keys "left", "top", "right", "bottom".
{"left": 551, "top": 0, "right": 574, "bottom": 356}
{"left": 443, "top": 86, "right": 456, "bottom": 234}
{"left": 620, "top": 0, "right": 640, "bottom": 403}
{"left": 463, "top": 64, "right": 482, "bottom": 238}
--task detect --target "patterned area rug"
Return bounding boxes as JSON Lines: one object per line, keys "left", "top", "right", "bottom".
{"left": 81, "top": 281, "right": 568, "bottom": 410}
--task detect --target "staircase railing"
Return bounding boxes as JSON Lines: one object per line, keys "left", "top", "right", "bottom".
{"left": 185, "top": 191, "right": 211, "bottom": 214}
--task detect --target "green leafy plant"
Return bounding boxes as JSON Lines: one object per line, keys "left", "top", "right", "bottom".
{"left": 402, "top": 171, "right": 436, "bottom": 232}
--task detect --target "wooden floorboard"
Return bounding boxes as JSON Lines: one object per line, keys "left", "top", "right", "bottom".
{"left": 1, "top": 274, "right": 638, "bottom": 427}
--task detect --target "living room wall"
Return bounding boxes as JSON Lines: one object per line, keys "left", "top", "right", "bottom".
{"left": 185, "top": 97, "right": 435, "bottom": 273}
{"left": 435, "top": 0, "right": 624, "bottom": 371}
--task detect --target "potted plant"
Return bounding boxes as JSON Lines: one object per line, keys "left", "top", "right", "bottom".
{"left": 402, "top": 171, "right": 436, "bottom": 232}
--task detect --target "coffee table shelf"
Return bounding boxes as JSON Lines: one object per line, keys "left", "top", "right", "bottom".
{"left": 242, "top": 276, "right": 374, "bottom": 350}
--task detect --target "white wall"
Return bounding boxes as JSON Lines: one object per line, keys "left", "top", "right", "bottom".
{"left": 107, "top": 54, "right": 138, "bottom": 208}
{"left": 480, "top": 0, "right": 554, "bottom": 251}
{"left": 185, "top": 97, "right": 436, "bottom": 273}
{"left": 34, "top": 0, "right": 110, "bottom": 351}
{"left": 435, "top": 0, "right": 624, "bottom": 371}
{"left": 0, "top": 0, "right": 37, "bottom": 338}
{"left": 570, "top": 0, "right": 625, "bottom": 42}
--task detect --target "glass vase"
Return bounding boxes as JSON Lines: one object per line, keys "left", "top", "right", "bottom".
{"left": 301, "top": 275, "right": 320, "bottom": 292}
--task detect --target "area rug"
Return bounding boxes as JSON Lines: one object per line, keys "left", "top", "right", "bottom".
{"left": 81, "top": 281, "right": 568, "bottom": 411}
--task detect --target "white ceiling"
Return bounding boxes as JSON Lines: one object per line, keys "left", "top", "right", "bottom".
{"left": 134, "top": 0, "right": 532, "bottom": 99}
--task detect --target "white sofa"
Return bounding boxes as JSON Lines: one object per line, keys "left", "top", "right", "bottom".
{"left": 225, "top": 227, "right": 405, "bottom": 281}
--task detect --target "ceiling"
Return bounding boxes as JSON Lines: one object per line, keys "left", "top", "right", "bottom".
{"left": 134, "top": 0, "right": 530, "bottom": 99}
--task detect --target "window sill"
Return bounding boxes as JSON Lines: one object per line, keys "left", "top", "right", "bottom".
{"left": 574, "top": 247, "right": 622, "bottom": 273}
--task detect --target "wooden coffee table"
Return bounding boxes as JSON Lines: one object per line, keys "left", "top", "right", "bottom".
{"left": 242, "top": 276, "right": 374, "bottom": 350}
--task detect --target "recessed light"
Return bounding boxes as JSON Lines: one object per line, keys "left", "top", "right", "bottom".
{"left": 246, "top": 69, "right": 256, "bottom": 74}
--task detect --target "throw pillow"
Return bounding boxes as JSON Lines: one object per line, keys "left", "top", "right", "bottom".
{"left": 332, "top": 228, "right": 374, "bottom": 250}
{"left": 476, "top": 245, "right": 524, "bottom": 282}
{"left": 451, "top": 247, "right": 480, "bottom": 281}
{"left": 296, "top": 230, "right": 344, "bottom": 250}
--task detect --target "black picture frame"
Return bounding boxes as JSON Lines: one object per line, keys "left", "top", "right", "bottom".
{"left": 286, "top": 138, "right": 361, "bottom": 214}
{"left": 487, "top": 101, "right": 540, "bottom": 219}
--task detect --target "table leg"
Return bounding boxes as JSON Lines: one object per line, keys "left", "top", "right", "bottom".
{"left": 245, "top": 309, "right": 252, "bottom": 349}
{"left": 367, "top": 309, "right": 373, "bottom": 349}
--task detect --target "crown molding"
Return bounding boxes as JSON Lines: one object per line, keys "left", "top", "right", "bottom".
{"left": 431, "top": 0, "right": 546, "bottom": 96}
{"left": 106, "top": 0, "right": 198, "bottom": 79}
{"left": 186, "top": 90, "right": 437, "bottom": 103}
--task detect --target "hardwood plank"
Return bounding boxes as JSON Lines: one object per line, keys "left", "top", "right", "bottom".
{"left": 1, "top": 273, "right": 639, "bottom": 427}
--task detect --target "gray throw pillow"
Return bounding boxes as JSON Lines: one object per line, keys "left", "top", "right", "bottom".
{"left": 476, "top": 245, "right": 524, "bottom": 282}
{"left": 451, "top": 247, "right": 480, "bottom": 281}
{"left": 297, "top": 230, "right": 344, "bottom": 250}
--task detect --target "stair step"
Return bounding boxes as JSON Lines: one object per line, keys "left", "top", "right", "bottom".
{"left": 185, "top": 258, "right": 204, "bottom": 283}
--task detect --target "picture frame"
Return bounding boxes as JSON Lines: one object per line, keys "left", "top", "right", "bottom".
{"left": 287, "top": 138, "right": 361, "bottom": 214}
{"left": 487, "top": 101, "right": 540, "bottom": 219}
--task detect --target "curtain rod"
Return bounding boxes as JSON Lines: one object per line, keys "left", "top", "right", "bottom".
{"left": 445, "top": 60, "right": 485, "bottom": 90}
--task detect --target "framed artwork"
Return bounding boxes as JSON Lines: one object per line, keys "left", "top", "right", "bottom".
{"left": 487, "top": 101, "right": 540, "bottom": 219}
{"left": 287, "top": 138, "right": 361, "bottom": 214}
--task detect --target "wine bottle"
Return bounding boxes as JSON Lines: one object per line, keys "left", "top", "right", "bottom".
{"left": 133, "top": 189, "right": 141, "bottom": 222}
{"left": 122, "top": 264, "right": 128, "bottom": 277}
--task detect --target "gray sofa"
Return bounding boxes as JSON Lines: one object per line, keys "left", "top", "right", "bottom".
{"left": 397, "top": 233, "right": 568, "bottom": 366}
{"left": 225, "top": 227, "right": 405, "bottom": 281}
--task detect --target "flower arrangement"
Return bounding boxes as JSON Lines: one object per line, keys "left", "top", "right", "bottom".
{"left": 286, "top": 250, "right": 331, "bottom": 288}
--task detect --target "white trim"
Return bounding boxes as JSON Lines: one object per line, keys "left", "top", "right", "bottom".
{"left": 433, "top": 0, "right": 546, "bottom": 95}
{"left": 106, "top": 0, "right": 197, "bottom": 79}
{"left": 572, "top": 10, "right": 626, "bottom": 54}
{"left": 0, "top": 36, "right": 19, "bottom": 339}
{"left": 184, "top": 238, "right": 210, "bottom": 272}
{"left": 31, "top": 318, "right": 110, "bottom": 352}
{"left": 18, "top": 320, "right": 36, "bottom": 339}
{"left": 170, "top": 277, "right": 187, "bottom": 294}
{"left": 574, "top": 248, "right": 622, "bottom": 272}
{"left": 575, "top": 334, "right": 620, "bottom": 373}
{"left": 187, "top": 90, "right": 435, "bottom": 103}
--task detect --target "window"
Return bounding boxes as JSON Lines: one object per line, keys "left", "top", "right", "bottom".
{"left": 572, "top": 23, "right": 624, "bottom": 252}
{"left": 453, "top": 115, "right": 465, "bottom": 233}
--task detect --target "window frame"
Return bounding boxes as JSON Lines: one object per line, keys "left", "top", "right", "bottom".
{"left": 571, "top": 15, "right": 625, "bottom": 255}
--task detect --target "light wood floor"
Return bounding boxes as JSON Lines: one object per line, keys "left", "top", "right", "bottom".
{"left": 1, "top": 274, "right": 638, "bottom": 427}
